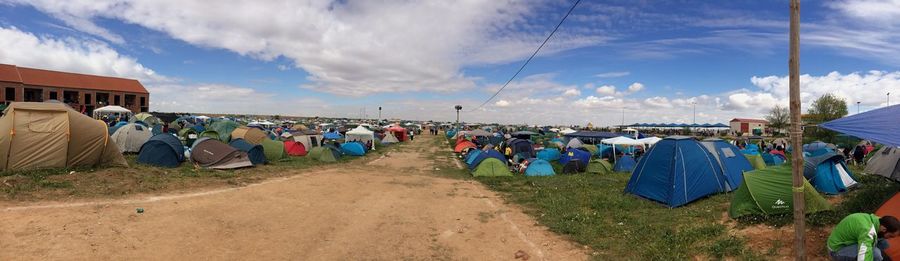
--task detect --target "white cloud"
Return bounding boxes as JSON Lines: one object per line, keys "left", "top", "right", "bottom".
{"left": 277, "top": 64, "right": 290, "bottom": 71}
{"left": 494, "top": 100, "right": 510, "bottom": 107}
{"left": 562, "top": 88, "right": 581, "bottom": 97}
{"left": 0, "top": 26, "right": 164, "bottom": 82}
{"left": 574, "top": 95, "right": 624, "bottom": 108}
{"left": 596, "top": 85, "right": 616, "bottom": 95}
{"left": 628, "top": 82, "right": 645, "bottom": 92}
{"left": 643, "top": 96, "right": 672, "bottom": 108}
{"left": 595, "top": 71, "right": 630, "bottom": 78}
{"left": 746, "top": 71, "right": 900, "bottom": 108}
{"left": 9, "top": 0, "right": 606, "bottom": 96}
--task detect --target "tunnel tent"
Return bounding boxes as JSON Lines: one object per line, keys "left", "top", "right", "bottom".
{"left": 0, "top": 102, "right": 128, "bottom": 171}
{"left": 190, "top": 138, "right": 253, "bottom": 169}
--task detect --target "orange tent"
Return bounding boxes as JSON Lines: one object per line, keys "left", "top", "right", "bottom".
{"left": 877, "top": 192, "right": 900, "bottom": 261}
{"left": 454, "top": 140, "right": 476, "bottom": 153}
{"left": 388, "top": 126, "right": 408, "bottom": 141}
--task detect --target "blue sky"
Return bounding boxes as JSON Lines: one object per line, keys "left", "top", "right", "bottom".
{"left": 0, "top": 0, "right": 898, "bottom": 126}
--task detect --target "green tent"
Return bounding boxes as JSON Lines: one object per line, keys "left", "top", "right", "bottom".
{"left": 178, "top": 128, "right": 199, "bottom": 147}
{"left": 729, "top": 166, "right": 832, "bottom": 218}
{"left": 744, "top": 154, "right": 767, "bottom": 170}
{"left": 473, "top": 158, "right": 513, "bottom": 177}
{"left": 261, "top": 138, "right": 286, "bottom": 162}
{"left": 308, "top": 147, "right": 338, "bottom": 162}
{"left": 208, "top": 120, "right": 240, "bottom": 142}
{"left": 200, "top": 130, "right": 220, "bottom": 141}
{"left": 581, "top": 144, "right": 598, "bottom": 155}
{"left": 586, "top": 159, "right": 613, "bottom": 174}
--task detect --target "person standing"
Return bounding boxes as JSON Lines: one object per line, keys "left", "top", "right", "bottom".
{"left": 828, "top": 213, "right": 899, "bottom": 261}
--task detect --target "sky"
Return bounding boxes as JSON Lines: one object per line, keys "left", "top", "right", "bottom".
{"left": 0, "top": 0, "right": 899, "bottom": 126}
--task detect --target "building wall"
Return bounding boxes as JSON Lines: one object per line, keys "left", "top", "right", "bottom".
{"left": 0, "top": 82, "right": 148, "bottom": 113}
{"left": 730, "top": 121, "right": 768, "bottom": 136}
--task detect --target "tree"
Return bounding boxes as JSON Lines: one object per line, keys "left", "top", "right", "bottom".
{"left": 765, "top": 105, "right": 790, "bottom": 136}
{"left": 806, "top": 93, "right": 848, "bottom": 142}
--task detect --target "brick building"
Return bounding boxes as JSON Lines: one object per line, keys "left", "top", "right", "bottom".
{"left": 0, "top": 64, "right": 149, "bottom": 114}
{"left": 729, "top": 118, "right": 769, "bottom": 136}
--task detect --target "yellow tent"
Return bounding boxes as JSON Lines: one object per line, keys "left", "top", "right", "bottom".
{"left": 0, "top": 102, "right": 128, "bottom": 171}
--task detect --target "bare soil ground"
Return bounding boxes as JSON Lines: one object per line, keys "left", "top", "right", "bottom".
{"left": 0, "top": 135, "right": 586, "bottom": 260}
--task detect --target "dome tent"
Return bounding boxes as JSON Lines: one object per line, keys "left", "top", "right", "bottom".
{"left": 308, "top": 146, "right": 341, "bottom": 162}
{"left": 701, "top": 138, "right": 754, "bottom": 191}
{"left": 231, "top": 127, "right": 268, "bottom": 145}
{"left": 524, "top": 159, "right": 555, "bottom": 176}
{"left": 283, "top": 140, "right": 307, "bottom": 156}
{"left": 340, "top": 142, "right": 366, "bottom": 156}
{"left": 0, "top": 102, "right": 128, "bottom": 171}
{"left": 208, "top": 120, "right": 240, "bottom": 142}
{"left": 804, "top": 151, "right": 857, "bottom": 194}
{"left": 137, "top": 133, "right": 184, "bottom": 168}
{"left": 260, "top": 138, "right": 287, "bottom": 162}
{"left": 111, "top": 123, "right": 152, "bottom": 153}
{"left": 866, "top": 147, "right": 900, "bottom": 182}
{"left": 473, "top": 158, "right": 513, "bottom": 177}
{"left": 729, "top": 166, "right": 831, "bottom": 218}
{"left": 229, "top": 138, "right": 267, "bottom": 165}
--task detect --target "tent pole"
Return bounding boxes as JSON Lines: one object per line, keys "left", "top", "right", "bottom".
{"left": 788, "top": 0, "right": 806, "bottom": 260}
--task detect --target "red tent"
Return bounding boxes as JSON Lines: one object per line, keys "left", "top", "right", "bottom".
{"left": 284, "top": 140, "right": 308, "bottom": 156}
{"left": 388, "top": 126, "right": 408, "bottom": 141}
{"left": 454, "top": 140, "right": 476, "bottom": 153}
{"left": 877, "top": 192, "right": 900, "bottom": 261}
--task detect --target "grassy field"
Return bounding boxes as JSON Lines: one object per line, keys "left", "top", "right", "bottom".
{"left": 0, "top": 142, "right": 402, "bottom": 201}
{"left": 444, "top": 138, "right": 899, "bottom": 260}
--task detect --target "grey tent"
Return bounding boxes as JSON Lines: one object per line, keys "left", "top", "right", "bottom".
{"left": 566, "top": 138, "right": 584, "bottom": 149}
{"left": 111, "top": 123, "right": 152, "bottom": 153}
{"left": 866, "top": 146, "right": 900, "bottom": 182}
{"left": 190, "top": 138, "right": 253, "bottom": 169}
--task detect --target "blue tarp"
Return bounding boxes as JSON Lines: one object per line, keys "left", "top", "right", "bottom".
{"left": 137, "top": 134, "right": 184, "bottom": 168}
{"left": 625, "top": 136, "right": 731, "bottom": 207}
{"left": 525, "top": 159, "right": 555, "bottom": 176}
{"left": 820, "top": 104, "right": 900, "bottom": 147}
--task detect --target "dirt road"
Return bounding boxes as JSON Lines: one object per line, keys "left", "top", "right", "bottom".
{"left": 0, "top": 135, "right": 585, "bottom": 260}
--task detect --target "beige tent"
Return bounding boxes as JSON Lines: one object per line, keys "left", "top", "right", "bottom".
{"left": 0, "top": 102, "right": 128, "bottom": 171}
{"left": 231, "top": 127, "right": 267, "bottom": 145}
{"left": 111, "top": 123, "right": 152, "bottom": 153}
{"left": 292, "top": 130, "right": 323, "bottom": 150}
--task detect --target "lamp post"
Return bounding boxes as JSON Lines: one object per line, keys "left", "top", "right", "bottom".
{"left": 857, "top": 101, "right": 860, "bottom": 114}
{"left": 692, "top": 101, "right": 697, "bottom": 133}
{"left": 621, "top": 107, "right": 625, "bottom": 129}
{"left": 378, "top": 107, "right": 382, "bottom": 123}
{"left": 454, "top": 105, "right": 462, "bottom": 132}
{"left": 888, "top": 92, "right": 891, "bottom": 106}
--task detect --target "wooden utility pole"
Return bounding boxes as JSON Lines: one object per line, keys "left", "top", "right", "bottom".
{"left": 789, "top": 0, "right": 806, "bottom": 260}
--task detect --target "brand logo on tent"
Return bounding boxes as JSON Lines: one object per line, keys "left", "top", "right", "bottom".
{"left": 772, "top": 199, "right": 788, "bottom": 209}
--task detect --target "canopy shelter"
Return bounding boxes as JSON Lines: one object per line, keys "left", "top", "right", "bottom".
{"left": 0, "top": 102, "right": 128, "bottom": 171}
{"left": 346, "top": 126, "right": 376, "bottom": 149}
{"left": 92, "top": 105, "right": 133, "bottom": 120}
{"left": 820, "top": 104, "right": 900, "bottom": 147}
{"left": 559, "top": 128, "right": 577, "bottom": 135}
{"left": 636, "top": 137, "right": 662, "bottom": 147}
{"left": 601, "top": 136, "right": 643, "bottom": 163}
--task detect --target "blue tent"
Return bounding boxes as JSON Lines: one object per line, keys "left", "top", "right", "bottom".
{"left": 701, "top": 138, "right": 753, "bottom": 191}
{"left": 762, "top": 153, "right": 786, "bottom": 165}
{"left": 820, "top": 104, "right": 900, "bottom": 147}
{"left": 323, "top": 131, "right": 342, "bottom": 140}
{"left": 536, "top": 148, "right": 561, "bottom": 161}
{"left": 137, "top": 134, "right": 185, "bottom": 168}
{"left": 340, "top": 142, "right": 366, "bottom": 156}
{"left": 804, "top": 152, "right": 857, "bottom": 194}
{"left": 229, "top": 138, "right": 267, "bottom": 165}
{"left": 803, "top": 141, "right": 830, "bottom": 153}
{"left": 508, "top": 139, "right": 535, "bottom": 158}
{"left": 740, "top": 144, "right": 760, "bottom": 155}
{"left": 559, "top": 148, "right": 591, "bottom": 166}
{"left": 108, "top": 121, "right": 129, "bottom": 135}
{"left": 525, "top": 159, "right": 555, "bottom": 176}
{"left": 613, "top": 155, "right": 637, "bottom": 172}
{"left": 465, "top": 150, "right": 484, "bottom": 166}
{"left": 469, "top": 150, "right": 507, "bottom": 170}
{"left": 625, "top": 136, "right": 731, "bottom": 207}
{"left": 191, "top": 124, "right": 206, "bottom": 133}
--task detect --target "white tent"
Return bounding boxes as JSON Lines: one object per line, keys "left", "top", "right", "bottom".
{"left": 636, "top": 137, "right": 663, "bottom": 147}
{"left": 560, "top": 128, "right": 577, "bottom": 135}
{"left": 92, "top": 105, "right": 133, "bottom": 119}
{"left": 346, "top": 126, "right": 376, "bottom": 147}
{"left": 601, "top": 136, "right": 643, "bottom": 162}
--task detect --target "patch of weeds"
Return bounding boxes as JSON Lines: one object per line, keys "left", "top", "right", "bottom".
{"left": 477, "top": 211, "right": 495, "bottom": 223}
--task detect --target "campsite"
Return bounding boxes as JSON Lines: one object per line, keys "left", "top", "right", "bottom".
{"left": 3, "top": 1, "right": 900, "bottom": 260}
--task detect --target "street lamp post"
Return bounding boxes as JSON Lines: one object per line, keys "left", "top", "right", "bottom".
{"left": 857, "top": 101, "right": 860, "bottom": 114}
{"left": 888, "top": 92, "right": 892, "bottom": 106}
{"left": 454, "top": 105, "right": 462, "bottom": 132}
{"left": 378, "top": 107, "right": 382, "bottom": 123}
{"left": 692, "top": 101, "right": 697, "bottom": 133}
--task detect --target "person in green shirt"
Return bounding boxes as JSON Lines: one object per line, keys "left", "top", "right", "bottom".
{"left": 828, "top": 213, "right": 900, "bottom": 261}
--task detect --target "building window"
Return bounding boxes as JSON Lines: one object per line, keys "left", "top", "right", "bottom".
{"left": 114, "top": 95, "right": 120, "bottom": 105}
{"left": 4, "top": 88, "right": 13, "bottom": 101}
{"left": 49, "top": 91, "right": 58, "bottom": 100}
{"left": 63, "top": 91, "right": 79, "bottom": 104}
{"left": 96, "top": 93, "right": 109, "bottom": 106}
{"left": 24, "top": 88, "right": 42, "bottom": 102}
{"left": 124, "top": 94, "right": 136, "bottom": 107}
{"left": 140, "top": 96, "right": 146, "bottom": 107}
{"left": 84, "top": 93, "right": 92, "bottom": 104}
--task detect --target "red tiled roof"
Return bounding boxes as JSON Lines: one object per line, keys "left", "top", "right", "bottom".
{"left": 730, "top": 118, "right": 768, "bottom": 124}
{"left": 0, "top": 64, "right": 148, "bottom": 94}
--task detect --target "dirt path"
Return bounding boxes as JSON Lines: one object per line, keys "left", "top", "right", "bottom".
{"left": 0, "top": 135, "right": 586, "bottom": 260}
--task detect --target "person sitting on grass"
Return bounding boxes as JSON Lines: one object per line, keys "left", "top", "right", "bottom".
{"left": 828, "top": 213, "right": 899, "bottom": 261}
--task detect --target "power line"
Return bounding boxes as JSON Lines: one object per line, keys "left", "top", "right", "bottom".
{"left": 469, "top": 0, "right": 582, "bottom": 112}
